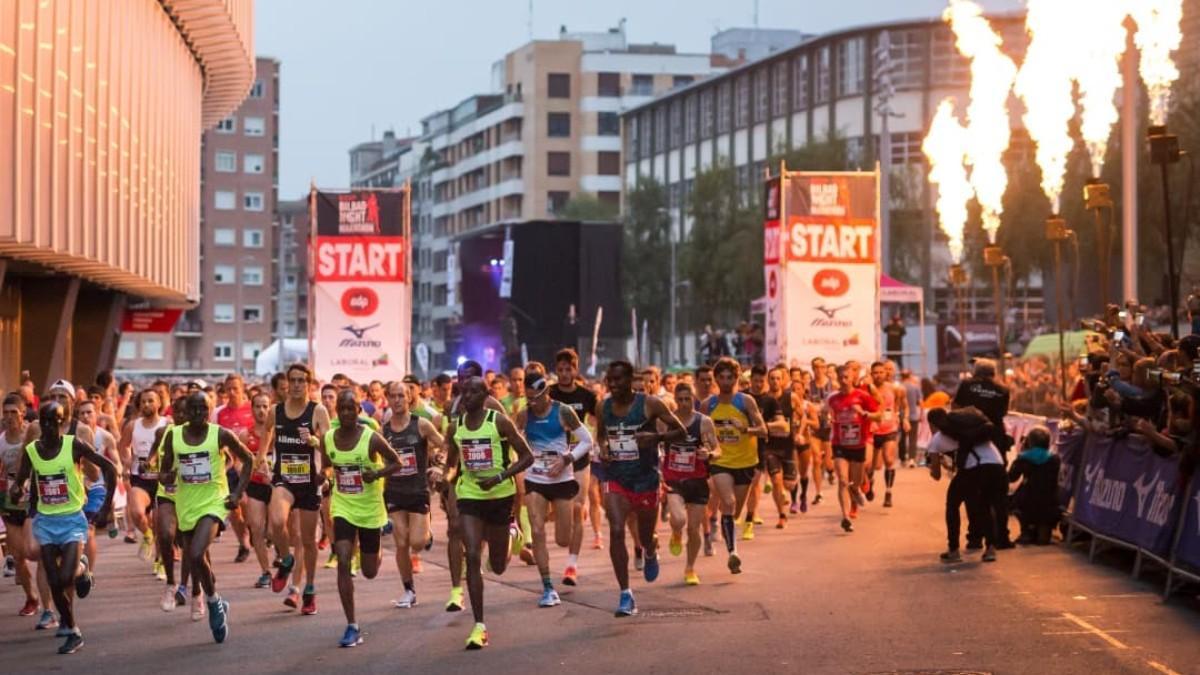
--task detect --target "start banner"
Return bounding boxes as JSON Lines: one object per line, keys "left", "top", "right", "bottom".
{"left": 765, "top": 170, "right": 880, "bottom": 366}
{"left": 310, "top": 188, "right": 411, "bottom": 382}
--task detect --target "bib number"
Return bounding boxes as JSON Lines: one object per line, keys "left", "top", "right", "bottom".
{"left": 715, "top": 419, "right": 740, "bottom": 446}
{"left": 837, "top": 422, "right": 862, "bottom": 446}
{"left": 531, "top": 451, "right": 560, "bottom": 476}
{"left": 609, "top": 429, "right": 639, "bottom": 462}
{"left": 179, "top": 452, "right": 212, "bottom": 484}
{"left": 397, "top": 448, "right": 418, "bottom": 477}
{"left": 668, "top": 446, "right": 696, "bottom": 473}
{"left": 335, "top": 465, "right": 364, "bottom": 494}
{"left": 280, "top": 453, "right": 311, "bottom": 484}
{"left": 461, "top": 438, "right": 495, "bottom": 472}
{"left": 36, "top": 473, "right": 70, "bottom": 505}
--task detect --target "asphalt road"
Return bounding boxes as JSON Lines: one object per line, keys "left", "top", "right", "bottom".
{"left": 2, "top": 468, "right": 1198, "bottom": 674}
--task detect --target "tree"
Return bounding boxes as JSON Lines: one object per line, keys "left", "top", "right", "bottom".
{"left": 621, "top": 179, "right": 671, "bottom": 361}
{"left": 560, "top": 193, "right": 618, "bottom": 221}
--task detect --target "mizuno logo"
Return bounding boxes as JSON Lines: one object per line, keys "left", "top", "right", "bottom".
{"left": 814, "top": 304, "right": 849, "bottom": 319}
{"left": 342, "top": 323, "right": 380, "bottom": 339}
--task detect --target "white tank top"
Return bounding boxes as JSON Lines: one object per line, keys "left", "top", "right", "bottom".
{"left": 131, "top": 416, "right": 168, "bottom": 475}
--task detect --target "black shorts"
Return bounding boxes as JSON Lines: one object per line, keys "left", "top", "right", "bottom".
{"left": 456, "top": 496, "right": 515, "bottom": 527}
{"left": 385, "top": 488, "right": 431, "bottom": 515}
{"left": 246, "top": 482, "right": 272, "bottom": 505}
{"left": 2, "top": 509, "right": 27, "bottom": 528}
{"left": 873, "top": 432, "right": 899, "bottom": 447}
{"left": 795, "top": 443, "right": 811, "bottom": 453}
{"left": 524, "top": 479, "right": 579, "bottom": 502}
{"left": 572, "top": 454, "right": 590, "bottom": 472}
{"left": 710, "top": 465, "right": 756, "bottom": 486}
{"left": 813, "top": 427, "right": 832, "bottom": 442}
{"left": 274, "top": 482, "right": 321, "bottom": 511}
{"left": 666, "top": 478, "right": 710, "bottom": 505}
{"left": 833, "top": 445, "right": 866, "bottom": 463}
{"left": 333, "top": 517, "right": 381, "bottom": 555}
{"left": 764, "top": 450, "right": 797, "bottom": 481}
{"left": 129, "top": 475, "right": 159, "bottom": 498}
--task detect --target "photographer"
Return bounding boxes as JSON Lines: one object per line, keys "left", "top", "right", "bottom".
{"left": 925, "top": 407, "right": 1007, "bottom": 564}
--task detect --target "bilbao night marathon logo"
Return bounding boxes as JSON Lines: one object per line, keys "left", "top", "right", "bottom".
{"left": 337, "top": 193, "right": 380, "bottom": 234}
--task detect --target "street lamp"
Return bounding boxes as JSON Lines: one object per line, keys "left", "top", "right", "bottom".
{"left": 1045, "top": 216, "right": 1075, "bottom": 400}
{"left": 949, "top": 263, "right": 969, "bottom": 374}
{"left": 657, "top": 206, "right": 677, "bottom": 366}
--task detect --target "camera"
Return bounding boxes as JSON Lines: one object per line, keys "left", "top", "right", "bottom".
{"left": 1147, "top": 369, "right": 1182, "bottom": 386}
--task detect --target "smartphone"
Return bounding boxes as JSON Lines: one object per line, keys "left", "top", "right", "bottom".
{"left": 1114, "top": 330, "right": 1126, "bottom": 342}
{"left": 1118, "top": 310, "right": 1128, "bottom": 320}
{"left": 1136, "top": 314, "right": 1145, "bottom": 326}
{"left": 1078, "top": 355, "right": 1088, "bottom": 367}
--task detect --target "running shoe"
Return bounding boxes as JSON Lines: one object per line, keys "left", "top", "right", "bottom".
{"left": 35, "top": 609, "right": 58, "bottom": 630}
{"left": 393, "top": 589, "right": 417, "bottom": 608}
{"left": 591, "top": 534, "right": 603, "bottom": 550}
{"left": 160, "top": 585, "right": 176, "bottom": 612}
{"left": 351, "top": 551, "right": 361, "bottom": 578}
{"left": 865, "top": 479, "right": 876, "bottom": 502}
{"left": 841, "top": 518, "right": 854, "bottom": 533}
{"left": 465, "top": 622, "right": 488, "bottom": 649}
{"left": 411, "top": 554, "right": 422, "bottom": 574}
{"left": 669, "top": 532, "right": 682, "bottom": 557}
{"left": 508, "top": 525, "right": 524, "bottom": 558}
{"left": 272, "top": 554, "right": 295, "bottom": 592}
{"left": 633, "top": 548, "right": 644, "bottom": 571}
{"left": 57, "top": 631, "right": 84, "bottom": 655}
{"left": 138, "top": 532, "right": 155, "bottom": 561}
{"left": 301, "top": 586, "right": 317, "bottom": 615}
{"left": 883, "top": 493, "right": 893, "bottom": 508}
{"left": 703, "top": 533, "right": 714, "bottom": 557}
{"left": 812, "top": 494, "right": 823, "bottom": 506}
{"left": 123, "top": 533, "right": 137, "bottom": 544}
{"left": 174, "top": 585, "right": 187, "bottom": 607}
{"left": 284, "top": 588, "right": 300, "bottom": 609}
{"left": 940, "top": 550, "right": 962, "bottom": 563}
{"left": 982, "top": 547, "right": 997, "bottom": 563}
{"left": 317, "top": 537, "right": 329, "bottom": 551}
{"left": 152, "top": 560, "right": 166, "bottom": 581}
{"left": 254, "top": 572, "right": 271, "bottom": 589}
{"left": 643, "top": 553, "right": 659, "bottom": 583}
{"left": 800, "top": 495, "right": 809, "bottom": 513}
{"left": 74, "top": 555, "right": 92, "bottom": 599}
{"left": 207, "top": 598, "right": 230, "bottom": 644}
{"left": 742, "top": 522, "right": 755, "bottom": 541}
{"left": 561, "top": 565, "right": 578, "bottom": 586}
{"left": 538, "top": 588, "right": 561, "bottom": 608}
{"left": 727, "top": 552, "right": 742, "bottom": 574}
{"left": 684, "top": 570, "right": 700, "bottom": 586}
{"left": 849, "top": 503, "right": 859, "bottom": 519}
{"left": 445, "top": 586, "right": 464, "bottom": 612}
{"left": 234, "top": 546, "right": 250, "bottom": 563}
{"left": 323, "top": 551, "right": 338, "bottom": 569}
{"left": 763, "top": 481, "right": 772, "bottom": 494}
{"left": 19, "top": 598, "right": 39, "bottom": 617}
{"left": 775, "top": 516, "right": 787, "bottom": 530}
{"left": 614, "top": 590, "right": 637, "bottom": 617}
{"left": 752, "top": 514, "right": 764, "bottom": 525}
{"left": 339, "top": 624, "right": 363, "bottom": 648}
{"left": 3, "top": 555, "right": 13, "bottom": 577}
{"left": 788, "top": 502, "right": 799, "bottom": 515}
{"left": 383, "top": 520, "right": 394, "bottom": 535}
{"left": 191, "top": 595, "right": 206, "bottom": 621}
{"left": 519, "top": 545, "right": 535, "bottom": 566}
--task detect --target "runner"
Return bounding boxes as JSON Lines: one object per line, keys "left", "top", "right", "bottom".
{"left": 548, "top": 347, "right": 599, "bottom": 584}
{"left": 790, "top": 370, "right": 821, "bottom": 514}
{"left": 118, "top": 389, "right": 165, "bottom": 565}
{"left": 762, "top": 365, "right": 800, "bottom": 528}
{"left": 214, "top": 374, "right": 255, "bottom": 563}
{"left": 382, "top": 381, "right": 444, "bottom": 609}
{"left": 74, "top": 400, "right": 122, "bottom": 577}
{"left": 826, "top": 364, "right": 881, "bottom": 532}
{"left": 150, "top": 394, "right": 195, "bottom": 617}
{"left": 157, "top": 392, "right": 253, "bottom": 644}
{"left": 868, "top": 361, "right": 908, "bottom": 508}
{"left": 660, "top": 382, "right": 719, "bottom": 585}
{"left": 704, "top": 358, "right": 767, "bottom": 573}
{"left": 693, "top": 365, "right": 720, "bottom": 557}
{"left": 807, "top": 358, "right": 836, "bottom": 499}
{"left": 516, "top": 371, "right": 592, "bottom": 607}
{"left": 1, "top": 393, "right": 41, "bottom": 617}
{"left": 319, "top": 390, "right": 402, "bottom": 647}
{"left": 11, "top": 400, "right": 116, "bottom": 654}
{"left": 266, "top": 364, "right": 331, "bottom": 615}
{"left": 243, "top": 392, "right": 275, "bottom": 588}
{"left": 445, "top": 376, "right": 534, "bottom": 649}
{"left": 596, "top": 360, "right": 686, "bottom": 616}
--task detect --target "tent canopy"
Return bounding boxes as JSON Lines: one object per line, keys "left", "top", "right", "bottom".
{"left": 254, "top": 339, "right": 309, "bottom": 376}
{"left": 1021, "top": 331, "right": 1100, "bottom": 360}
{"left": 880, "top": 274, "right": 922, "bottom": 304}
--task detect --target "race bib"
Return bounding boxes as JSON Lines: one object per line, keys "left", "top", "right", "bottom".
{"left": 132, "top": 457, "right": 149, "bottom": 477}
{"left": 397, "top": 448, "right": 418, "bottom": 477}
{"left": 609, "top": 429, "right": 639, "bottom": 462}
{"left": 179, "top": 452, "right": 212, "bottom": 484}
{"left": 715, "top": 419, "right": 740, "bottom": 445}
{"left": 280, "top": 453, "right": 311, "bottom": 484}
{"left": 531, "top": 450, "right": 559, "bottom": 476}
{"left": 837, "top": 422, "right": 862, "bottom": 446}
{"left": 668, "top": 446, "right": 696, "bottom": 473}
{"left": 36, "top": 473, "right": 70, "bottom": 505}
{"left": 335, "top": 465, "right": 364, "bottom": 494}
{"left": 461, "top": 438, "right": 495, "bottom": 472}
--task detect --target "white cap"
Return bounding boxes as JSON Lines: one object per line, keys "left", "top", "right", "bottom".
{"left": 46, "top": 379, "right": 76, "bottom": 398}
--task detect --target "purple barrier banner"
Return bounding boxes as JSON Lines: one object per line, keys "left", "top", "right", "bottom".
{"left": 1175, "top": 476, "right": 1200, "bottom": 572}
{"left": 1074, "top": 433, "right": 1184, "bottom": 557}
{"left": 1056, "top": 428, "right": 1085, "bottom": 510}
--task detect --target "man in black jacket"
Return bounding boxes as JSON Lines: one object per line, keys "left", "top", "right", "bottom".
{"left": 951, "top": 359, "right": 1014, "bottom": 548}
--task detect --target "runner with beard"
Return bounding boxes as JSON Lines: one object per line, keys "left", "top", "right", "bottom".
{"left": 548, "top": 348, "right": 599, "bottom": 585}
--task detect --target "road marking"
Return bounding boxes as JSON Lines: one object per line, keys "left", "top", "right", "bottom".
{"left": 1146, "top": 661, "right": 1180, "bottom": 675}
{"left": 1042, "top": 630, "right": 1130, "bottom": 636}
{"left": 1060, "top": 612, "right": 1128, "bottom": 649}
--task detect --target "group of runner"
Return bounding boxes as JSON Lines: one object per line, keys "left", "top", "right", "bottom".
{"left": 0, "top": 351, "right": 914, "bottom": 654}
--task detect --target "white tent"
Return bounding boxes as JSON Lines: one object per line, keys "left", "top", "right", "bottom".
{"left": 255, "top": 339, "right": 309, "bottom": 376}
{"left": 881, "top": 274, "right": 928, "bottom": 376}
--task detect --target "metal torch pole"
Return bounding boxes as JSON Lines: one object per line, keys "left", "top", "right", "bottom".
{"left": 984, "top": 247, "right": 1007, "bottom": 373}
{"left": 1047, "top": 217, "right": 1070, "bottom": 400}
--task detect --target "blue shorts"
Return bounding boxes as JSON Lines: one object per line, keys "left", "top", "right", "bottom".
{"left": 84, "top": 485, "right": 106, "bottom": 514}
{"left": 33, "top": 511, "right": 89, "bottom": 547}
{"left": 590, "top": 460, "right": 608, "bottom": 483}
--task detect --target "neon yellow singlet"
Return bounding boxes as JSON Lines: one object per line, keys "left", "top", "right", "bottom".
{"left": 25, "top": 436, "right": 85, "bottom": 516}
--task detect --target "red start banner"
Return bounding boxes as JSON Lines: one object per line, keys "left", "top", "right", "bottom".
{"left": 121, "top": 308, "right": 183, "bottom": 333}
{"left": 313, "top": 236, "right": 406, "bottom": 282}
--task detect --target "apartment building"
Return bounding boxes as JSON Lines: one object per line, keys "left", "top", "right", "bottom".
{"left": 275, "top": 198, "right": 310, "bottom": 340}
{"left": 118, "top": 57, "right": 280, "bottom": 376}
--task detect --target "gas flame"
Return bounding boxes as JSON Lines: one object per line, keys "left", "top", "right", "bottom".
{"left": 1131, "top": 0, "right": 1184, "bottom": 126}
{"left": 945, "top": 0, "right": 1017, "bottom": 243}
{"left": 1014, "top": 0, "right": 1078, "bottom": 214}
{"left": 923, "top": 99, "right": 971, "bottom": 264}
{"left": 1074, "top": 0, "right": 1127, "bottom": 177}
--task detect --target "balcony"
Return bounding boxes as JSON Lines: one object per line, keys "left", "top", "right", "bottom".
{"left": 174, "top": 316, "right": 203, "bottom": 337}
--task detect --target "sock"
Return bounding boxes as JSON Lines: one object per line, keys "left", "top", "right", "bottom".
{"left": 566, "top": 553, "right": 578, "bottom": 566}
{"left": 71, "top": 626, "right": 82, "bottom": 636}
{"left": 288, "top": 584, "right": 299, "bottom": 594}
{"left": 403, "top": 580, "right": 414, "bottom": 592}
{"left": 519, "top": 506, "right": 532, "bottom": 544}
{"left": 789, "top": 484, "right": 799, "bottom": 504}
{"left": 542, "top": 576, "right": 553, "bottom": 591}
{"left": 349, "top": 622, "right": 359, "bottom": 630}
{"left": 720, "top": 515, "right": 735, "bottom": 553}
{"left": 800, "top": 477, "right": 809, "bottom": 499}
{"left": 304, "top": 583, "right": 315, "bottom": 594}
{"left": 745, "top": 503, "right": 755, "bottom": 522}
{"left": 206, "top": 592, "right": 221, "bottom": 603}
{"left": 620, "top": 587, "right": 631, "bottom": 595}
{"left": 885, "top": 468, "right": 896, "bottom": 490}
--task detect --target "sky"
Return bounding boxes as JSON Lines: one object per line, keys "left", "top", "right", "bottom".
{"left": 255, "top": 0, "right": 1023, "bottom": 198}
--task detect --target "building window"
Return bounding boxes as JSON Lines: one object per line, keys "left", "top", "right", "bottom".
{"left": 214, "top": 264, "right": 235, "bottom": 284}
{"left": 213, "top": 343, "right": 234, "bottom": 361}
{"left": 890, "top": 131, "right": 925, "bottom": 165}
{"left": 243, "top": 192, "right": 265, "bottom": 211}
{"left": 753, "top": 68, "right": 769, "bottom": 122}
{"left": 547, "top": 112, "right": 571, "bottom": 138}
{"left": 214, "top": 228, "right": 236, "bottom": 246}
{"left": 772, "top": 62, "right": 789, "bottom": 116}
{"left": 885, "top": 29, "right": 927, "bottom": 90}
{"left": 815, "top": 46, "right": 832, "bottom": 104}
{"left": 243, "top": 116, "right": 265, "bottom": 136}
{"left": 215, "top": 151, "right": 237, "bottom": 173}
{"left": 242, "top": 266, "right": 264, "bottom": 286}
{"left": 669, "top": 101, "right": 683, "bottom": 148}
{"left": 597, "top": 112, "right": 619, "bottom": 136}
{"left": 631, "top": 74, "right": 654, "bottom": 96}
{"left": 700, "top": 89, "right": 715, "bottom": 138}
{"left": 243, "top": 229, "right": 264, "bottom": 248}
{"left": 931, "top": 27, "right": 969, "bottom": 86}
{"left": 717, "top": 81, "right": 732, "bottom": 133}
{"left": 638, "top": 111, "right": 652, "bottom": 156}
{"left": 684, "top": 94, "right": 698, "bottom": 143}
{"left": 625, "top": 116, "right": 638, "bottom": 157}
{"left": 284, "top": 274, "right": 298, "bottom": 290}
{"left": 243, "top": 306, "right": 263, "bottom": 323}
{"left": 793, "top": 54, "right": 809, "bottom": 110}
{"left": 597, "top": 151, "right": 621, "bottom": 176}
{"left": 547, "top": 191, "right": 570, "bottom": 214}
{"left": 673, "top": 75, "right": 694, "bottom": 88}
{"left": 846, "top": 136, "right": 868, "bottom": 168}
{"left": 654, "top": 107, "right": 668, "bottom": 153}
{"left": 141, "top": 339, "right": 164, "bottom": 361}
{"left": 214, "top": 303, "right": 235, "bottom": 323}
{"left": 837, "top": 38, "right": 865, "bottom": 97}
{"left": 243, "top": 153, "right": 264, "bottom": 174}
{"left": 597, "top": 72, "right": 621, "bottom": 97}
{"left": 249, "top": 80, "right": 264, "bottom": 98}
{"left": 547, "top": 73, "right": 571, "bottom": 98}
{"left": 734, "top": 75, "right": 750, "bottom": 128}
{"left": 242, "top": 342, "right": 263, "bottom": 361}
{"left": 117, "top": 339, "right": 137, "bottom": 360}
{"left": 216, "top": 117, "right": 236, "bottom": 133}
{"left": 215, "top": 190, "right": 236, "bottom": 210}
{"left": 547, "top": 152, "right": 570, "bottom": 176}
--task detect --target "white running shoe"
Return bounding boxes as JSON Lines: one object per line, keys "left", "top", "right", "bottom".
{"left": 160, "top": 585, "right": 175, "bottom": 612}
{"left": 191, "top": 595, "right": 206, "bottom": 622}
{"left": 392, "top": 589, "right": 417, "bottom": 608}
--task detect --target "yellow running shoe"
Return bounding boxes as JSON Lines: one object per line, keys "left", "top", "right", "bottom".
{"left": 684, "top": 570, "right": 700, "bottom": 586}
{"left": 351, "top": 550, "right": 361, "bottom": 577}
{"left": 742, "top": 522, "right": 755, "bottom": 541}
{"left": 669, "top": 532, "right": 682, "bottom": 557}
{"left": 465, "top": 622, "right": 488, "bottom": 650}
{"left": 752, "top": 515, "right": 764, "bottom": 525}
{"left": 152, "top": 560, "right": 166, "bottom": 581}
{"left": 139, "top": 531, "right": 155, "bottom": 562}
{"left": 323, "top": 551, "right": 337, "bottom": 569}
{"left": 445, "top": 586, "right": 464, "bottom": 612}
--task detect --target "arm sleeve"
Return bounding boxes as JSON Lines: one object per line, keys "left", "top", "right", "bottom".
{"left": 569, "top": 423, "right": 594, "bottom": 463}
